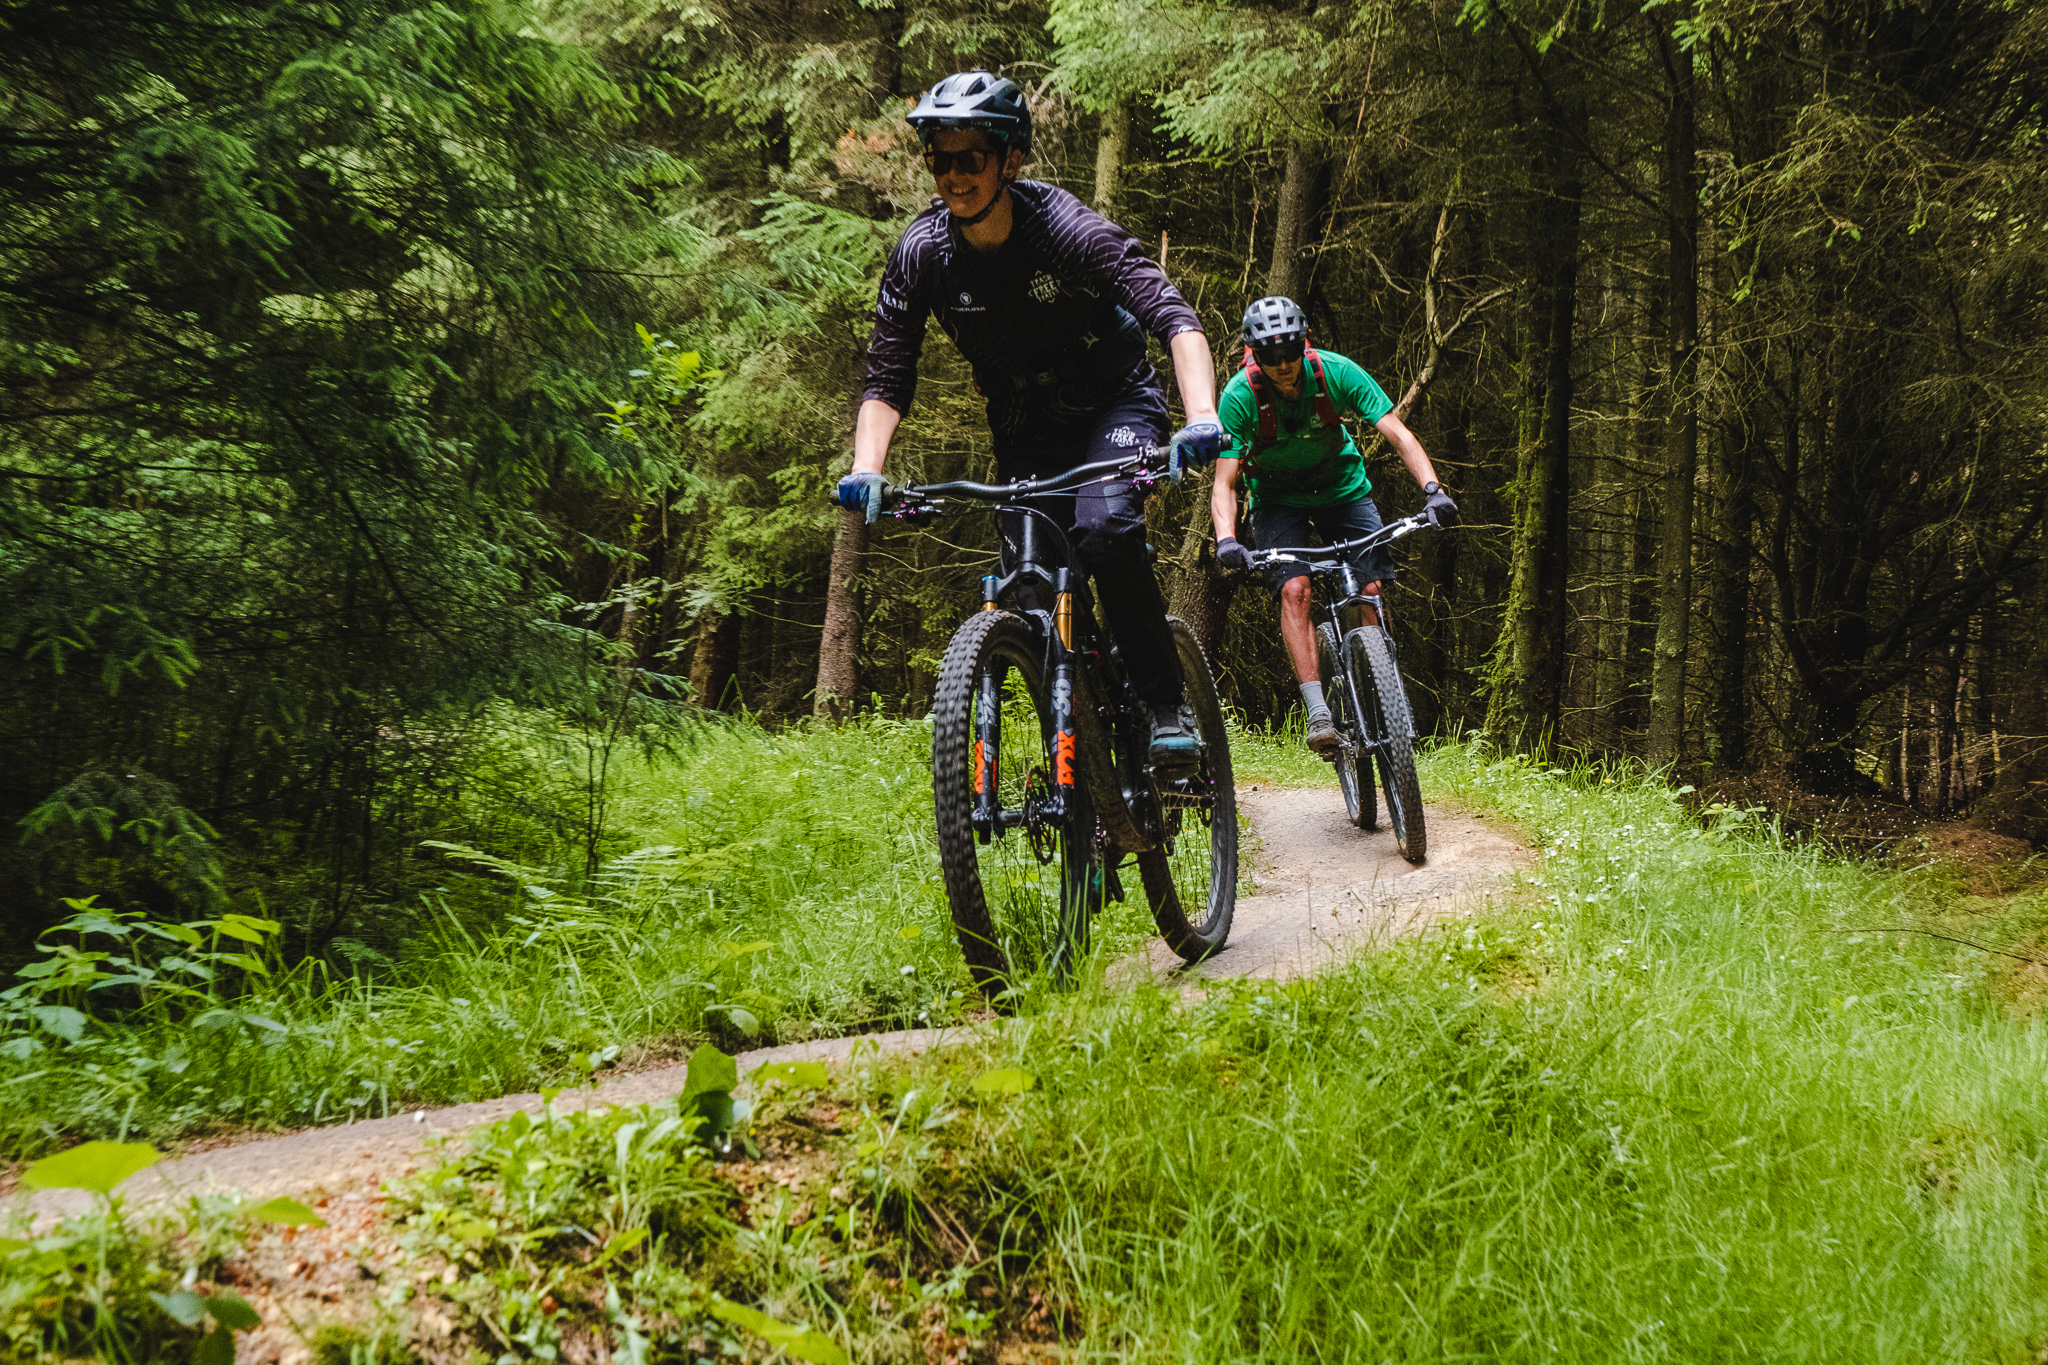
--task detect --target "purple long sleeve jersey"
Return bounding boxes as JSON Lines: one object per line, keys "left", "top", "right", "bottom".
{"left": 861, "top": 181, "right": 1203, "bottom": 436}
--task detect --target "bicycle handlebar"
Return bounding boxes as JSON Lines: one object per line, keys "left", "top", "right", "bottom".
{"left": 827, "top": 430, "right": 1238, "bottom": 522}
{"left": 1243, "top": 514, "right": 1434, "bottom": 568}
{"left": 897, "top": 446, "right": 1165, "bottom": 506}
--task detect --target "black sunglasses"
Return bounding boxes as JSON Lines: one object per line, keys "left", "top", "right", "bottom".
{"left": 923, "top": 148, "right": 998, "bottom": 177}
{"left": 1252, "top": 340, "right": 1306, "bottom": 367}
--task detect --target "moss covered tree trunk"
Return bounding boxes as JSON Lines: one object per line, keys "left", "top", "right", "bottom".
{"left": 1646, "top": 21, "right": 1699, "bottom": 771}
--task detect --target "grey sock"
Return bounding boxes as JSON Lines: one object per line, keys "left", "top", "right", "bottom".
{"left": 1299, "top": 681, "right": 1328, "bottom": 719}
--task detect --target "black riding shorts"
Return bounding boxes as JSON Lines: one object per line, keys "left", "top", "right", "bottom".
{"left": 987, "top": 383, "right": 1182, "bottom": 706}
{"left": 1247, "top": 496, "right": 1396, "bottom": 597}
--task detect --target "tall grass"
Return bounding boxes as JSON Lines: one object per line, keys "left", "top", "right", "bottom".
{"left": 0, "top": 715, "right": 979, "bottom": 1151}
{"left": 888, "top": 742, "right": 2048, "bottom": 1363}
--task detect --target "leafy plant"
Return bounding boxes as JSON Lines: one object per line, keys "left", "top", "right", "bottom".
{"left": 1, "top": 1142, "right": 277, "bottom": 1365}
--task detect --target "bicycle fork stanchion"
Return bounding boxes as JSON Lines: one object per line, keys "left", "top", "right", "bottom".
{"left": 1049, "top": 567, "right": 1079, "bottom": 817}
{"left": 971, "top": 667, "right": 1002, "bottom": 843}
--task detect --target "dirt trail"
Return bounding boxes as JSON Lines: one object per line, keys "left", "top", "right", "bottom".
{"left": 14, "top": 786, "right": 1530, "bottom": 1227}
{"left": 1127, "top": 784, "right": 1533, "bottom": 981}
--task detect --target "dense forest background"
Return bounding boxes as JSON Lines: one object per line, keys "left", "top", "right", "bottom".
{"left": 4, "top": 0, "right": 2045, "bottom": 955}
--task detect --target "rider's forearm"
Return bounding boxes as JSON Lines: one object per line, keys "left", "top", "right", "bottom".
{"left": 1169, "top": 331, "right": 1219, "bottom": 423}
{"left": 852, "top": 399, "right": 901, "bottom": 475}
{"left": 1210, "top": 468, "right": 1240, "bottom": 542}
{"left": 1375, "top": 414, "right": 1440, "bottom": 491}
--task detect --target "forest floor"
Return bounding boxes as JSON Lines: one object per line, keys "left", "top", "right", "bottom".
{"left": 16, "top": 785, "right": 1532, "bottom": 1232}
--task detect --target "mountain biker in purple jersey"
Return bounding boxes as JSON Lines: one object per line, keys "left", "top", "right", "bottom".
{"left": 1210, "top": 296, "right": 1459, "bottom": 753}
{"left": 834, "top": 70, "right": 1226, "bottom": 764}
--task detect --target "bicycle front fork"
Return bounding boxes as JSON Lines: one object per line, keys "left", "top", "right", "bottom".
{"left": 970, "top": 569, "right": 1081, "bottom": 844}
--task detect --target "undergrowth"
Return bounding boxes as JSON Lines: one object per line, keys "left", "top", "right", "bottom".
{"left": 0, "top": 712, "right": 1318, "bottom": 1154}
{"left": 18, "top": 738, "right": 2048, "bottom": 1361}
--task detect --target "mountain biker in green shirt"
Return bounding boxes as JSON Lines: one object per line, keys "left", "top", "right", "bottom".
{"left": 1210, "top": 296, "right": 1459, "bottom": 753}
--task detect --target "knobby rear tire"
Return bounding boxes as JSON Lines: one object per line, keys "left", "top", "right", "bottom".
{"left": 1139, "top": 619, "right": 1238, "bottom": 961}
{"left": 1318, "top": 622, "right": 1375, "bottom": 831}
{"left": 1348, "top": 627, "right": 1426, "bottom": 863}
{"left": 931, "top": 611, "right": 1101, "bottom": 996}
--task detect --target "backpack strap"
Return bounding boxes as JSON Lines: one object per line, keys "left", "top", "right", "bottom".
{"left": 1241, "top": 345, "right": 1345, "bottom": 472}
{"left": 1303, "top": 347, "right": 1341, "bottom": 435}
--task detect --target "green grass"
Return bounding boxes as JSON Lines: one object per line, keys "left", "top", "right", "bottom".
{"left": 22, "top": 725, "right": 2048, "bottom": 1361}
{"left": 0, "top": 714, "right": 970, "bottom": 1151}
{"left": 858, "top": 742, "right": 2048, "bottom": 1363}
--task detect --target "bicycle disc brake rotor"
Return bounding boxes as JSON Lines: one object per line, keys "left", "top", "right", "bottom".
{"left": 1022, "top": 767, "right": 1058, "bottom": 865}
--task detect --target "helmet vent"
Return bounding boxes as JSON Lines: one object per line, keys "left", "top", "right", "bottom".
{"left": 965, "top": 77, "right": 986, "bottom": 94}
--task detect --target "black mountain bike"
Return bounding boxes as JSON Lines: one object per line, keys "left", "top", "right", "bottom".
{"left": 1247, "top": 515, "right": 1431, "bottom": 863}
{"left": 873, "top": 450, "right": 1237, "bottom": 995}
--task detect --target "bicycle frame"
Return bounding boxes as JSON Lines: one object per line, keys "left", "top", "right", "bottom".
{"left": 887, "top": 451, "right": 1172, "bottom": 848}
{"left": 1250, "top": 515, "right": 1429, "bottom": 758}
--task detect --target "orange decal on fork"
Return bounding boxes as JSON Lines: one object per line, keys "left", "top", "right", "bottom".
{"left": 972, "top": 740, "right": 987, "bottom": 794}
{"left": 1055, "top": 731, "right": 1076, "bottom": 787}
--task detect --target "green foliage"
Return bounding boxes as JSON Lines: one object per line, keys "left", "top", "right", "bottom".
{"left": 857, "top": 743, "right": 2048, "bottom": 1362}
{"left": 0, "top": 1152, "right": 281, "bottom": 1365}
{"left": 392, "top": 1094, "right": 728, "bottom": 1358}
{"left": 0, "top": 0, "right": 697, "bottom": 929}
{"left": 0, "top": 713, "right": 964, "bottom": 1152}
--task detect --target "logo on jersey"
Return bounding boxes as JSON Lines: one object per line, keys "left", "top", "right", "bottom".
{"left": 958, "top": 291, "right": 973, "bottom": 304}
{"left": 1110, "top": 426, "right": 1137, "bottom": 447}
{"left": 1029, "top": 272, "right": 1060, "bottom": 303}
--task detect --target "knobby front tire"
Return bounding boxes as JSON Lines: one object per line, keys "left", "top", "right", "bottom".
{"left": 931, "top": 610, "right": 1101, "bottom": 996}
{"left": 1139, "top": 619, "right": 1238, "bottom": 961}
{"left": 1317, "top": 622, "right": 1375, "bottom": 832}
{"left": 1349, "top": 626, "right": 1426, "bottom": 863}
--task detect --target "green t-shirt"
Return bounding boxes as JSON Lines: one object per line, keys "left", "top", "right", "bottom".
{"left": 1217, "top": 350, "right": 1393, "bottom": 509}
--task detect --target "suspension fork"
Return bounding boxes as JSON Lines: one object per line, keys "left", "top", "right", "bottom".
{"left": 1048, "top": 567, "right": 1080, "bottom": 820}
{"left": 971, "top": 659, "right": 1002, "bottom": 843}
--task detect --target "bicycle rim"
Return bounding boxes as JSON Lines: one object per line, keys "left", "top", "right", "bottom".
{"left": 932, "top": 612, "right": 1101, "bottom": 995}
{"left": 1349, "top": 627, "right": 1426, "bottom": 863}
{"left": 1140, "top": 619, "right": 1238, "bottom": 961}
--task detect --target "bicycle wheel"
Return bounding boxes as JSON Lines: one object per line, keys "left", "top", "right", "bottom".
{"left": 932, "top": 611, "right": 1102, "bottom": 995}
{"left": 1317, "top": 622, "right": 1375, "bottom": 832}
{"left": 1347, "top": 626, "right": 1426, "bottom": 863}
{"left": 1139, "top": 619, "right": 1238, "bottom": 961}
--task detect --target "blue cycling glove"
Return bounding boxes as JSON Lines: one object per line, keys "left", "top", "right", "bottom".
{"left": 1167, "top": 421, "right": 1227, "bottom": 482}
{"left": 1214, "top": 536, "right": 1251, "bottom": 572}
{"left": 835, "top": 471, "right": 888, "bottom": 524}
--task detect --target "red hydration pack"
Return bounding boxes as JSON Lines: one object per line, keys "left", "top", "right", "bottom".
{"left": 1240, "top": 344, "right": 1349, "bottom": 489}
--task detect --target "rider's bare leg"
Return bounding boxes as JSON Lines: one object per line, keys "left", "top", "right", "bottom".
{"left": 1360, "top": 581, "right": 1382, "bottom": 628}
{"left": 1280, "top": 576, "right": 1319, "bottom": 683}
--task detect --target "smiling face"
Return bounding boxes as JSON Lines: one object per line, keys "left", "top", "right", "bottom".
{"left": 929, "top": 129, "right": 1021, "bottom": 221}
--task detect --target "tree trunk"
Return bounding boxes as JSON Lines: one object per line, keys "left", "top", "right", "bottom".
{"left": 813, "top": 510, "right": 867, "bottom": 722}
{"left": 1265, "top": 139, "right": 1323, "bottom": 301}
{"left": 1985, "top": 568, "right": 2048, "bottom": 838}
{"left": 1485, "top": 166, "right": 1581, "bottom": 753}
{"left": 689, "top": 607, "right": 742, "bottom": 711}
{"left": 1700, "top": 417, "right": 1753, "bottom": 771}
{"left": 1093, "top": 101, "right": 1131, "bottom": 218}
{"left": 1167, "top": 481, "right": 1234, "bottom": 654}
{"left": 868, "top": 5, "right": 903, "bottom": 113}
{"left": 1646, "top": 23, "right": 1698, "bottom": 772}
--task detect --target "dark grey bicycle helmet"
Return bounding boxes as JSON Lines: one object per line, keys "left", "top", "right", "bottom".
{"left": 1242, "top": 295, "right": 1311, "bottom": 347}
{"left": 906, "top": 70, "right": 1032, "bottom": 154}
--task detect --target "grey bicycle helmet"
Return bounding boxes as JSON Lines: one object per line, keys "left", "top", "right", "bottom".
{"left": 906, "top": 70, "right": 1032, "bottom": 154}
{"left": 1242, "top": 295, "right": 1311, "bottom": 347}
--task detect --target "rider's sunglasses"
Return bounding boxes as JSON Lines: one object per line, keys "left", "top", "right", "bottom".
{"left": 1252, "top": 339, "right": 1307, "bottom": 367}
{"left": 923, "top": 148, "right": 997, "bottom": 177}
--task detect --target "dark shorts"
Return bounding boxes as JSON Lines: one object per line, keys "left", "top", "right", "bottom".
{"left": 1247, "top": 496, "right": 1396, "bottom": 597}
{"left": 989, "top": 383, "right": 1181, "bottom": 706}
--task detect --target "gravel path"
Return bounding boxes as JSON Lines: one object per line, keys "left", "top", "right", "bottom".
{"left": 14, "top": 784, "right": 1530, "bottom": 1227}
